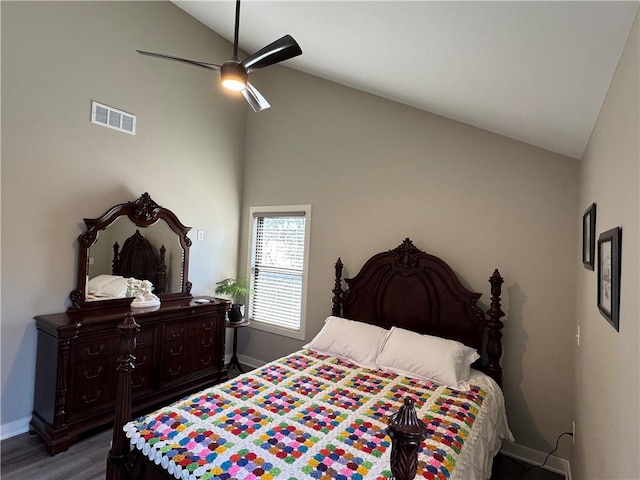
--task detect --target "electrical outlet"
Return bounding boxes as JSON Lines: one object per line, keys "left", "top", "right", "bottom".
{"left": 197, "top": 230, "right": 204, "bottom": 241}
{"left": 572, "top": 420, "right": 576, "bottom": 444}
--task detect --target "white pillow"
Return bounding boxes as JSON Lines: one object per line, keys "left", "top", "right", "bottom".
{"left": 87, "top": 274, "right": 124, "bottom": 293}
{"left": 377, "top": 327, "right": 480, "bottom": 390}
{"left": 99, "top": 277, "right": 129, "bottom": 297}
{"left": 304, "top": 316, "right": 390, "bottom": 369}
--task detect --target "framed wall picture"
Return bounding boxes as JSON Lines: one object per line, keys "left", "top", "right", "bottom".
{"left": 597, "top": 227, "right": 622, "bottom": 331}
{"left": 582, "top": 203, "right": 596, "bottom": 270}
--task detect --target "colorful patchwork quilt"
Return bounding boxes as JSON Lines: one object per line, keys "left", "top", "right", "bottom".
{"left": 124, "top": 350, "right": 511, "bottom": 480}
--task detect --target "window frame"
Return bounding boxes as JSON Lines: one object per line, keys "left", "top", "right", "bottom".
{"left": 246, "top": 205, "right": 311, "bottom": 340}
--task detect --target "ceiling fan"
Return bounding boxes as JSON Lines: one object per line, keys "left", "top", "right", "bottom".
{"left": 137, "top": 0, "right": 302, "bottom": 112}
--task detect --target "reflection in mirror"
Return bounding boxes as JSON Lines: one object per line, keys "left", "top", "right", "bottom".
{"left": 69, "top": 192, "right": 193, "bottom": 311}
{"left": 85, "top": 218, "right": 185, "bottom": 301}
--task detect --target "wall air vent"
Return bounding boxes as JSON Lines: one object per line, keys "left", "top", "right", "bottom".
{"left": 90, "top": 101, "right": 136, "bottom": 135}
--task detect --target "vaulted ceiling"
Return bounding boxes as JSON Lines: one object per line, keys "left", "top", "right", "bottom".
{"left": 174, "top": 1, "right": 638, "bottom": 159}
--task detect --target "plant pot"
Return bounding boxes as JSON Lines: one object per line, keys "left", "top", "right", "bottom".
{"left": 228, "top": 304, "right": 244, "bottom": 323}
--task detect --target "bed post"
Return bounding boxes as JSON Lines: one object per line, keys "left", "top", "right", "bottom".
{"left": 387, "top": 397, "right": 428, "bottom": 480}
{"left": 112, "top": 241, "right": 121, "bottom": 275}
{"left": 486, "top": 269, "right": 505, "bottom": 387}
{"left": 106, "top": 312, "right": 139, "bottom": 480}
{"left": 157, "top": 244, "right": 167, "bottom": 294}
{"left": 332, "top": 258, "right": 344, "bottom": 316}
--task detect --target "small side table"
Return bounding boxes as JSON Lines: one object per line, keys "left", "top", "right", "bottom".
{"left": 226, "top": 318, "right": 250, "bottom": 373}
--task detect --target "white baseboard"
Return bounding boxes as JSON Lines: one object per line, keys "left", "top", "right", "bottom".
{"left": 1, "top": 416, "right": 30, "bottom": 441}
{"left": 500, "top": 441, "right": 571, "bottom": 480}
{"left": 237, "top": 353, "right": 266, "bottom": 369}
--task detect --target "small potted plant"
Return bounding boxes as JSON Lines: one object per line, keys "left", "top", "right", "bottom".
{"left": 214, "top": 277, "right": 250, "bottom": 323}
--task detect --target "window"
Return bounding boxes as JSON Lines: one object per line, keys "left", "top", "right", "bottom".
{"left": 248, "top": 205, "right": 311, "bottom": 340}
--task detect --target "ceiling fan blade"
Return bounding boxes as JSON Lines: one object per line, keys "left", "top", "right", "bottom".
{"left": 136, "top": 50, "right": 221, "bottom": 71}
{"left": 242, "top": 82, "right": 271, "bottom": 112}
{"left": 241, "top": 35, "right": 302, "bottom": 73}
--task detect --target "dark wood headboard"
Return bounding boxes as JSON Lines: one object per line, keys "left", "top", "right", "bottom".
{"left": 112, "top": 229, "right": 167, "bottom": 294}
{"left": 331, "top": 238, "right": 505, "bottom": 386}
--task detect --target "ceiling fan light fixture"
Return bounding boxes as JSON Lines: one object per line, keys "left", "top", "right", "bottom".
{"left": 221, "top": 62, "right": 248, "bottom": 91}
{"left": 137, "top": 0, "right": 301, "bottom": 112}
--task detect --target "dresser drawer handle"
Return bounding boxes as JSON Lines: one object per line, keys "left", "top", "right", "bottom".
{"left": 170, "top": 346, "right": 183, "bottom": 356}
{"left": 81, "top": 390, "right": 101, "bottom": 404}
{"left": 168, "top": 365, "right": 182, "bottom": 376}
{"left": 200, "top": 355, "right": 212, "bottom": 366}
{"left": 202, "top": 321, "right": 213, "bottom": 331}
{"left": 201, "top": 339, "right": 212, "bottom": 348}
{"left": 83, "top": 366, "right": 103, "bottom": 380}
{"left": 85, "top": 344, "right": 104, "bottom": 356}
{"left": 170, "top": 328, "right": 184, "bottom": 338}
{"left": 132, "top": 377, "right": 146, "bottom": 389}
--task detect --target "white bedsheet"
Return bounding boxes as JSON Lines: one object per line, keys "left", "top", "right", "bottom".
{"left": 451, "top": 369, "right": 514, "bottom": 480}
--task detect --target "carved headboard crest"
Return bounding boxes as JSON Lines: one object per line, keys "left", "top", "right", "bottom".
{"left": 391, "top": 238, "right": 422, "bottom": 268}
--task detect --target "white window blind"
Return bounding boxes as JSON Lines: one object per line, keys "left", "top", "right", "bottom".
{"left": 249, "top": 207, "right": 310, "bottom": 336}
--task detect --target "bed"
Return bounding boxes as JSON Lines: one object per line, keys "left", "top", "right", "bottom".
{"left": 107, "top": 238, "right": 512, "bottom": 480}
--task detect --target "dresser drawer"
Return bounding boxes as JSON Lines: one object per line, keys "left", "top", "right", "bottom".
{"left": 68, "top": 356, "right": 117, "bottom": 417}
{"left": 162, "top": 322, "right": 190, "bottom": 342}
{"left": 131, "top": 346, "right": 153, "bottom": 393}
{"left": 198, "top": 316, "right": 218, "bottom": 333}
{"left": 72, "top": 336, "right": 119, "bottom": 363}
{"left": 160, "top": 338, "right": 193, "bottom": 383}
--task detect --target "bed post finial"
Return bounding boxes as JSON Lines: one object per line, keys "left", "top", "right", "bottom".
{"left": 387, "top": 397, "right": 428, "bottom": 480}
{"left": 157, "top": 244, "right": 167, "bottom": 294}
{"left": 106, "top": 312, "right": 139, "bottom": 480}
{"left": 112, "top": 241, "right": 120, "bottom": 275}
{"left": 332, "top": 258, "right": 344, "bottom": 316}
{"left": 487, "top": 269, "right": 505, "bottom": 387}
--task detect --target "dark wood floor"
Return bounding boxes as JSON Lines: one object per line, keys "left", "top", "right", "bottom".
{"left": 1, "top": 427, "right": 111, "bottom": 480}
{"left": 491, "top": 453, "right": 566, "bottom": 480}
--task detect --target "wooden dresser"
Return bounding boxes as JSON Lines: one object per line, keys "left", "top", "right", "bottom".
{"left": 31, "top": 297, "right": 228, "bottom": 455}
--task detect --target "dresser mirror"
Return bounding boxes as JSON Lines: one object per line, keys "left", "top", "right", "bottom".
{"left": 69, "top": 192, "right": 192, "bottom": 310}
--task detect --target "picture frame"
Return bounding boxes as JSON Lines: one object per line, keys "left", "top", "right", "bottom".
{"left": 582, "top": 203, "right": 596, "bottom": 270}
{"left": 597, "top": 226, "right": 622, "bottom": 331}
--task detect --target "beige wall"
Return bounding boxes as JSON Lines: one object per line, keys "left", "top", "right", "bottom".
{"left": 573, "top": 10, "right": 640, "bottom": 479}
{"left": 1, "top": 2, "right": 246, "bottom": 430}
{"left": 239, "top": 67, "right": 579, "bottom": 455}
{"left": 3, "top": 3, "right": 636, "bottom": 474}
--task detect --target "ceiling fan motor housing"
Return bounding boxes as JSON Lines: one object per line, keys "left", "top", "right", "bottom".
{"left": 221, "top": 62, "right": 248, "bottom": 90}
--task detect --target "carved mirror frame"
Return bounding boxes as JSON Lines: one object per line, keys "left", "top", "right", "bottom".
{"left": 69, "top": 193, "right": 192, "bottom": 311}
